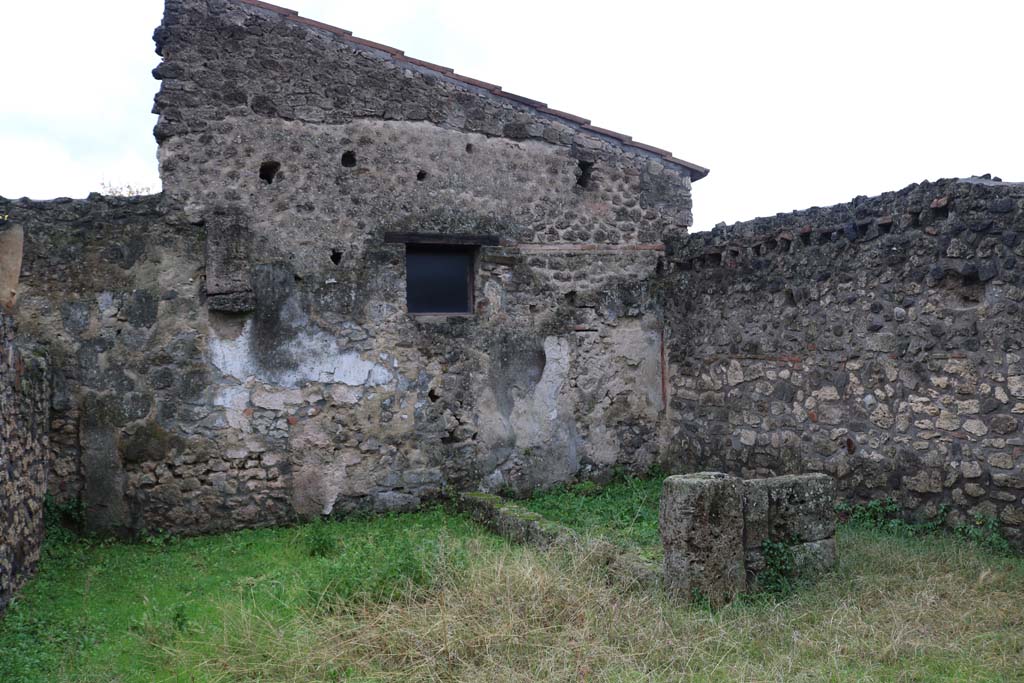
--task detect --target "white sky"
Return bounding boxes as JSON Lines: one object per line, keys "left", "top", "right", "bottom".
{"left": 1, "top": 0, "right": 1022, "bottom": 230}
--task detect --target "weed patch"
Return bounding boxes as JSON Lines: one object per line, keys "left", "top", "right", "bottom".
{"left": 837, "top": 498, "right": 1015, "bottom": 556}
{"left": 522, "top": 473, "right": 663, "bottom": 556}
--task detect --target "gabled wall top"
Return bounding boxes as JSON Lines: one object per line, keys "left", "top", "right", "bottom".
{"left": 221, "top": 0, "right": 708, "bottom": 180}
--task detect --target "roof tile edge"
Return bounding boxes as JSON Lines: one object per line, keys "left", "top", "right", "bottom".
{"left": 233, "top": 0, "right": 709, "bottom": 180}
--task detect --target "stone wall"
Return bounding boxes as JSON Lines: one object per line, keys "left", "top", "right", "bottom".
{"left": 7, "top": 193, "right": 216, "bottom": 535}
{"left": 663, "top": 177, "right": 1024, "bottom": 547}
{"left": 0, "top": 310, "right": 50, "bottom": 615}
{"left": 4, "top": 0, "right": 702, "bottom": 536}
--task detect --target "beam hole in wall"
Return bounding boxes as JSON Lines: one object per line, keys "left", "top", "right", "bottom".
{"left": 330, "top": 249, "right": 342, "bottom": 265}
{"left": 417, "top": 170, "right": 427, "bottom": 181}
{"left": 800, "top": 231, "right": 812, "bottom": 247}
{"left": 259, "top": 161, "right": 281, "bottom": 184}
{"left": 465, "top": 143, "right": 474, "bottom": 153}
{"left": 576, "top": 160, "right": 594, "bottom": 189}
{"left": 342, "top": 151, "right": 357, "bottom": 168}
{"left": 706, "top": 252, "right": 722, "bottom": 267}
{"left": 428, "top": 388, "right": 440, "bottom": 402}
{"left": 818, "top": 231, "right": 833, "bottom": 245}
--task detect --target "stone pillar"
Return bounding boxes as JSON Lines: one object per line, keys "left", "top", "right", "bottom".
{"left": 660, "top": 472, "right": 746, "bottom": 606}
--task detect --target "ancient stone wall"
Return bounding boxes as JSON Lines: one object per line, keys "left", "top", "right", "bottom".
{"left": 0, "top": 310, "right": 50, "bottom": 615}
{"left": 6, "top": 193, "right": 225, "bottom": 535}
{"left": 663, "top": 177, "right": 1024, "bottom": 547}
{"left": 4, "top": 0, "right": 700, "bottom": 537}
{"left": 136, "top": 0, "right": 693, "bottom": 529}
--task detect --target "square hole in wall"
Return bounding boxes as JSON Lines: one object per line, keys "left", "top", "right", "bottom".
{"left": 405, "top": 244, "right": 475, "bottom": 314}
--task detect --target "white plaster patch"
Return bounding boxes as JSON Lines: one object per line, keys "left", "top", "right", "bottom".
{"left": 329, "top": 385, "right": 363, "bottom": 405}
{"left": 208, "top": 317, "right": 393, "bottom": 388}
{"left": 213, "top": 385, "right": 251, "bottom": 431}
{"left": 251, "top": 386, "right": 304, "bottom": 411}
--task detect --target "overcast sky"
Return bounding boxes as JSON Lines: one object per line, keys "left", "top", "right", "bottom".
{"left": 2, "top": 0, "right": 1021, "bottom": 229}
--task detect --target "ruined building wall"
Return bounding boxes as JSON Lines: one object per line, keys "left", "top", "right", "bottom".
{"left": 7, "top": 194, "right": 216, "bottom": 535}
{"left": 663, "top": 178, "right": 1024, "bottom": 546}
{"left": 145, "top": 0, "right": 693, "bottom": 526}
{"left": 6, "top": 0, "right": 697, "bottom": 536}
{"left": 0, "top": 310, "right": 50, "bottom": 615}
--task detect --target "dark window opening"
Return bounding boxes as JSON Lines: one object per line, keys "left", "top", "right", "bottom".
{"left": 576, "top": 160, "right": 594, "bottom": 189}
{"left": 417, "top": 170, "right": 428, "bottom": 181}
{"left": 405, "top": 244, "right": 475, "bottom": 314}
{"left": 259, "top": 160, "right": 281, "bottom": 184}
{"left": 342, "top": 150, "right": 357, "bottom": 168}
{"left": 330, "top": 249, "right": 342, "bottom": 265}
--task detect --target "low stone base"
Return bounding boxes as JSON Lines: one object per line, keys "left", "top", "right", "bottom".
{"left": 745, "top": 538, "right": 837, "bottom": 579}
{"left": 660, "top": 472, "right": 746, "bottom": 606}
{"left": 660, "top": 472, "right": 837, "bottom": 605}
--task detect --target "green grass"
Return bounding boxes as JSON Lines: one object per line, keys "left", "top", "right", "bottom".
{"left": 521, "top": 475, "right": 663, "bottom": 558}
{"left": 0, "top": 507, "right": 500, "bottom": 683}
{"left": 3, "top": 490, "right": 1024, "bottom": 682}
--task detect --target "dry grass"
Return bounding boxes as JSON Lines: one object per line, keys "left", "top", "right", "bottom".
{"left": 167, "top": 527, "right": 1024, "bottom": 683}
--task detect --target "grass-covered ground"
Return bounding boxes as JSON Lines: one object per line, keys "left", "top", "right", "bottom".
{"left": 522, "top": 475, "right": 663, "bottom": 559}
{"left": 3, "top": 487, "right": 1024, "bottom": 682}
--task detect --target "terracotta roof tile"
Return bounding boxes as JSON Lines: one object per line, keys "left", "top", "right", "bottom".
{"left": 233, "top": 0, "right": 708, "bottom": 180}
{"left": 450, "top": 73, "right": 503, "bottom": 92}
{"left": 345, "top": 35, "right": 404, "bottom": 56}
{"left": 538, "top": 107, "right": 590, "bottom": 125}
{"left": 501, "top": 92, "right": 548, "bottom": 108}
{"left": 628, "top": 141, "right": 673, "bottom": 156}
{"left": 402, "top": 56, "right": 454, "bottom": 74}
{"left": 240, "top": 0, "right": 297, "bottom": 16}
{"left": 583, "top": 125, "right": 632, "bottom": 142}
{"left": 293, "top": 16, "right": 352, "bottom": 36}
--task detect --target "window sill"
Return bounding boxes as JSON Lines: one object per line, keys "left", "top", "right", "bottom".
{"left": 410, "top": 312, "right": 474, "bottom": 321}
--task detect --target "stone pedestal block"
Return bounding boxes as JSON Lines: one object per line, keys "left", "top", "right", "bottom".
{"left": 742, "top": 473, "right": 836, "bottom": 549}
{"left": 745, "top": 538, "right": 837, "bottom": 578}
{"left": 660, "top": 472, "right": 746, "bottom": 606}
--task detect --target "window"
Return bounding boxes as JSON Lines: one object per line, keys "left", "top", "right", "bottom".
{"left": 384, "top": 232, "right": 498, "bottom": 316}
{"left": 405, "top": 244, "right": 475, "bottom": 314}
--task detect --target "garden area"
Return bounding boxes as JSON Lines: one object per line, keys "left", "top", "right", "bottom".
{"left": 2, "top": 479, "right": 1023, "bottom": 682}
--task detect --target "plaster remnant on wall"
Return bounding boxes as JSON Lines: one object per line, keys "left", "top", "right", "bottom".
{"left": 208, "top": 317, "right": 392, "bottom": 388}
{"left": 0, "top": 226, "right": 24, "bottom": 311}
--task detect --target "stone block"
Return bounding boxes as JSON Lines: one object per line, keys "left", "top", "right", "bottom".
{"left": 205, "top": 209, "right": 254, "bottom": 312}
{"left": 745, "top": 538, "right": 836, "bottom": 579}
{"left": 742, "top": 473, "right": 836, "bottom": 549}
{"left": 660, "top": 472, "right": 746, "bottom": 606}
